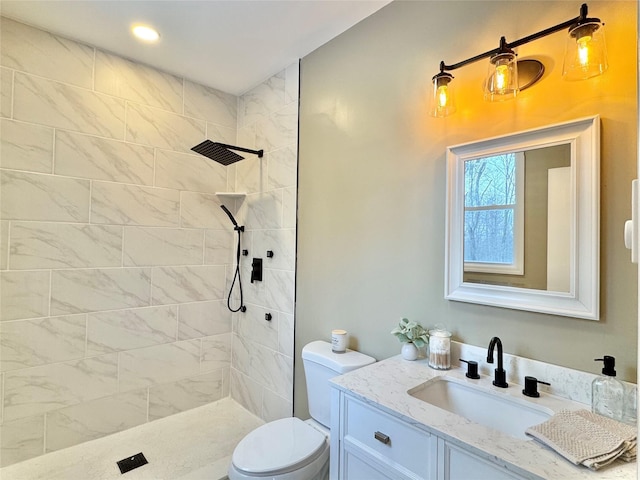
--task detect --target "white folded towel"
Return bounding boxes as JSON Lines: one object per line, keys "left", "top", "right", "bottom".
{"left": 525, "top": 409, "right": 637, "bottom": 471}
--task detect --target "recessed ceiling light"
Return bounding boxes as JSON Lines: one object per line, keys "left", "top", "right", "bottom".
{"left": 132, "top": 24, "right": 160, "bottom": 43}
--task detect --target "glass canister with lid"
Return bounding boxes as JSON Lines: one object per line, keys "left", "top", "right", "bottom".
{"left": 428, "top": 326, "right": 451, "bottom": 370}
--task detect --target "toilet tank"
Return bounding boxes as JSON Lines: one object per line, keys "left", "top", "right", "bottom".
{"left": 302, "top": 340, "right": 375, "bottom": 428}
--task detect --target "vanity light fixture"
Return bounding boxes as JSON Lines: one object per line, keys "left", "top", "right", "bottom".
{"left": 430, "top": 3, "right": 607, "bottom": 117}
{"left": 131, "top": 24, "right": 160, "bottom": 43}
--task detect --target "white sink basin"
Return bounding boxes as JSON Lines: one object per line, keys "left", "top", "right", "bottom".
{"left": 408, "top": 376, "right": 553, "bottom": 440}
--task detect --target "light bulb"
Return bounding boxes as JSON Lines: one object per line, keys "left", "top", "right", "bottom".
{"left": 577, "top": 35, "right": 591, "bottom": 67}
{"left": 495, "top": 64, "right": 509, "bottom": 92}
{"left": 437, "top": 85, "right": 449, "bottom": 108}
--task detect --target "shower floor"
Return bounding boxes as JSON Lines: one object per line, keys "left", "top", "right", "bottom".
{"left": 0, "top": 397, "right": 264, "bottom": 480}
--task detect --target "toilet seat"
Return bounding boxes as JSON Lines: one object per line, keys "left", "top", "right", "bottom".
{"left": 231, "top": 417, "right": 328, "bottom": 476}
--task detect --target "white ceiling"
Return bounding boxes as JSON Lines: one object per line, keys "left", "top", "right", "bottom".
{"left": 0, "top": 0, "right": 391, "bottom": 95}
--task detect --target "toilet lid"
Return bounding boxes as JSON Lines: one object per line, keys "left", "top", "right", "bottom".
{"left": 232, "top": 417, "right": 327, "bottom": 475}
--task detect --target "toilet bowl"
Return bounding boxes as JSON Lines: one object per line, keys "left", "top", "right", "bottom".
{"left": 228, "top": 341, "right": 375, "bottom": 480}
{"left": 228, "top": 418, "right": 329, "bottom": 480}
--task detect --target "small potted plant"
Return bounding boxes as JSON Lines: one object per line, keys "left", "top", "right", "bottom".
{"left": 391, "top": 318, "right": 429, "bottom": 361}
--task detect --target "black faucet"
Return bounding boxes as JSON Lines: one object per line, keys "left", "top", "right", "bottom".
{"left": 487, "top": 337, "right": 508, "bottom": 388}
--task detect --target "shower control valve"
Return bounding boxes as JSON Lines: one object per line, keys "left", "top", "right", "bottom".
{"left": 242, "top": 249, "right": 249, "bottom": 256}
{"left": 266, "top": 250, "right": 274, "bottom": 258}
{"left": 265, "top": 313, "right": 272, "bottom": 321}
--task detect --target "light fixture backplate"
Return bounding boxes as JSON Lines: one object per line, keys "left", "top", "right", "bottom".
{"left": 517, "top": 59, "right": 545, "bottom": 90}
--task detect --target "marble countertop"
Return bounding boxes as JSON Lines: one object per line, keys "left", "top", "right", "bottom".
{"left": 330, "top": 355, "right": 637, "bottom": 480}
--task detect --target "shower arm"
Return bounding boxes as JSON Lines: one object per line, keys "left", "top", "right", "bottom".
{"left": 216, "top": 143, "right": 264, "bottom": 158}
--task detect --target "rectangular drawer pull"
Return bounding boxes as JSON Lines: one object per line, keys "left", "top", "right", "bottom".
{"left": 374, "top": 431, "right": 390, "bottom": 444}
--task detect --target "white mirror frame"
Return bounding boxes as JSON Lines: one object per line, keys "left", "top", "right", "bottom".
{"left": 445, "top": 116, "right": 600, "bottom": 320}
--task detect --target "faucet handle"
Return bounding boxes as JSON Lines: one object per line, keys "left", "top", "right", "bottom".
{"left": 459, "top": 359, "right": 480, "bottom": 379}
{"left": 522, "top": 376, "right": 550, "bottom": 397}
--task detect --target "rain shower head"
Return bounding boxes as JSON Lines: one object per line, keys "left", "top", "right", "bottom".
{"left": 191, "top": 140, "right": 263, "bottom": 166}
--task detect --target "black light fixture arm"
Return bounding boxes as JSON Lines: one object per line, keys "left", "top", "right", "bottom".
{"left": 439, "top": 3, "right": 596, "bottom": 72}
{"left": 215, "top": 142, "right": 264, "bottom": 158}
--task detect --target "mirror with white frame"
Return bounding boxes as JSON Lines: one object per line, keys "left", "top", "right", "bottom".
{"left": 445, "top": 116, "right": 600, "bottom": 320}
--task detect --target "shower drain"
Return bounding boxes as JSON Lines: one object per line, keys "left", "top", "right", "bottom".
{"left": 117, "top": 452, "right": 148, "bottom": 474}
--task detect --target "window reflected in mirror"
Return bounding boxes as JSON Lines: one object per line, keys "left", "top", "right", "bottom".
{"left": 463, "top": 144, "right": 571, "bottom": 292}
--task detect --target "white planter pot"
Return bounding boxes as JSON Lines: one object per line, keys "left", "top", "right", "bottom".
{"left": 401, "top": 343, "right": 419, "bottom": 361}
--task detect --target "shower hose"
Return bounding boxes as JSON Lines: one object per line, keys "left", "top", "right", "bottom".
{"left": 228, "top": 228, "right": 245, "bottom": 313}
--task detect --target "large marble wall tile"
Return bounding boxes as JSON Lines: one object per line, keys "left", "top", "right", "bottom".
{"left": 180, "top": 192, "right": 230, "bottom": 229}
{"left": 148, "top": 370, "right": 223, "bottom": 421}
{"left": 254, "top": 101, "right": 298, "bottom": 152}
{"left": 205, "top": 123, "right": 236, "bottom": 145}
{"left": 45, "top": 390, "right": 147, "bottom": 452}
{"left": 244, "top": 190, "right": 283, "bottom": 230}
{"left": 86, "top": 306, "right": 177, "bottom": 355}
{"left": 95, "top": 51, "right": 183, "bottom": 113}
{"left": 3, "top": 353, "right": 118, "bottom": 421}
{"left": 204, "top": 230, "right": 233, "bottom": 265}
{"left": 155, "top": 150, "right": 226, "bottom": 194}
{"left": 229, "top": 368, "right": 262, "bottom": 418}
{"left": 125, "top": 103, "right": 204, "bottom": 153}
{"left": 177, "top": 300, "right": 231, "bottom": 340}
{"left": 1, "top": 220, "right": 8, "bottom": 269}
{"left": 151, "top": 265, "right": 225, "bottom": 305}
{"left": 264, "top": 269, "right": 295, "bottom": 314}
{"left": 0, "top": 415, "right": 44, "bottom": 467}
{"left": 13, "top": 73, "right": 125, "bottom": 139}
{"left": 184, "top": 80, "right": 237, "bottom": 127}
{"left": 241, "top": 72, "right": 286, "bottom": 126}
{"left": 285, "top": 62, "right": 300, "bottom": 106}
{"left": 91, "top": 182, "right": 179, "bottom": 226}
{"left": 1, "top": 67, "right": 12, "bottom": 118}
{"left": 283, "top": 187, "right": 297, "bottom": 229}
{"left": 278, "top": 313, "right": 294, "bottom": 357}
{"left": 235, "top": 304, "right": 278, "bottom": 350}
{"left": 1, "top": 170, "right": 89, "bottom": 222}
{"left": 253, "top": 229, "right": 295, "bottom": 271}
{"left": 268, "top": 144, "right": 297, "bottom": 189}
{"left": 124, "top": 227, "right": 203, "bottom": 266}
{"left": 201, "top": 333, "right": 231, "bottom": 372}
{"left": 10, "top": 222, "right": 122, "bottom": 269}
{"left": 235, "top": 156, "right": 263, "bottom": 194}
{"left": 263, "top": 388, "right": 293, "bottom": 423}
{"left": 1, "top": 270, "right": 50, "bottom": 321}
{"left": 55, "top": 130, "right": 154, "bottom": 185}
{"left": 118, "top": 340, "right": 200, "bottom": 391}
{"left": 1, "top": 315, "right": 86, "bottom": 371}
{"left": 237, "top": 122, "right": 257, "bottom": 150}
{"left": 51, "top": 268, "right": 151, "bottom": 315}
{"left": 0, "top": 119, "right": 54, "bottom": 173}
{"left": 0, "top": 18, "right": 93, "bottom": 89}
{"left": 232, "top": 334, "right": 292, "bottom": 401}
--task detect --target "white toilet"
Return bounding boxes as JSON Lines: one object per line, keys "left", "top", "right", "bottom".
{"left": 228, "top": 340, "right": 375, "bottom": 480}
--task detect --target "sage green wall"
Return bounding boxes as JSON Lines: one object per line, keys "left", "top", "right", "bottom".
{"left": 295, "top": 0, "right": 637, "bottom": 416}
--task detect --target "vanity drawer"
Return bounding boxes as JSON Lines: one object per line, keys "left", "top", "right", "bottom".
{"left": 343, "top": 396, "right": 432, "bottom": 477}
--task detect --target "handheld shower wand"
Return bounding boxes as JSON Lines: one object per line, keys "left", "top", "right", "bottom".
{"left": 220, "top": 205, "right": 243, "bottom": 231}
{"left": 221, "top": 205, "right": 246, "bottom": 313}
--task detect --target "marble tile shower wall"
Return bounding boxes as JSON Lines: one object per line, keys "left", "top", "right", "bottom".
{"left": 0, "top": 17, "right": 290, "bottom": 467}
{"left": 227, "top": 65, "right": 299, "bottom": 423}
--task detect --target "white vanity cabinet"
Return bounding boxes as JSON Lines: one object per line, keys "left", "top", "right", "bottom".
{"left": 331, "top": 389, "right": 525, "bottom": 480}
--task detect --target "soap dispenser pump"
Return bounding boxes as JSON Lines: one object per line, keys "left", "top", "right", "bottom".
{"left": 592, "top": 356, "right": 624, "bottom": 421}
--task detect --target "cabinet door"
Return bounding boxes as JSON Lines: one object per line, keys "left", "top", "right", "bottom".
{"left": 343, "top": 449, "right": 397, "bottom": 480}
{"left": 438, "top": 440, "right": 523, "bottom": 480}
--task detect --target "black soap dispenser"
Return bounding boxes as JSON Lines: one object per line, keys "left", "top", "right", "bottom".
{"left": 592, "top": 356, "right": 624, "bottom": 421}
